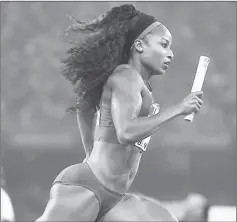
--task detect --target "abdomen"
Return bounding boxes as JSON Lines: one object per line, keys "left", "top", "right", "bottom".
{"left": 87, "top": 141, "right": 142, "bottom": 193}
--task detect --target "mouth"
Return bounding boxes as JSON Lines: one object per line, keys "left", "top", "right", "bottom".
{"left": 163, "top": 61, "right": 171, "bottom": 70}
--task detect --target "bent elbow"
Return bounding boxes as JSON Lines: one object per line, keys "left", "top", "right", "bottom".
{"left": 117, "top": 130, "right": 133, "bottom": 145}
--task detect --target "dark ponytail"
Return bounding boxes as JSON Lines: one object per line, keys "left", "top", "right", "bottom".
{"left": 62, "top": 4, "right": 139, "bottom": 113}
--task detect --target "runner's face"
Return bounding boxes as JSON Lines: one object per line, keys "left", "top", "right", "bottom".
{"left": 140, "top": 25, "right": 174, "bottom": 75}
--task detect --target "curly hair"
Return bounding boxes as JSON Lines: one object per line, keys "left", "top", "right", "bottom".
{"left": 61, "top": 4, "right": 140, "bottom": 113}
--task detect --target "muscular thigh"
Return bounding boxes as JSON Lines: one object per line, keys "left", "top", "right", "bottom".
{"left": 36, "top": 183, "right": 100, "bottom": 221}
{"left": 100, "top": 193, "right": 178, "bottom": 222}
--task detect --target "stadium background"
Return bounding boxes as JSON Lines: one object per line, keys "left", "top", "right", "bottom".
{"left": 1, "top": 2, "right": 236, "bottom": 221}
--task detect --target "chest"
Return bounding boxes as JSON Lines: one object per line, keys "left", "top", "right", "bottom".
{"left": 138, "top": 86, "right": 154, "bottom": 117}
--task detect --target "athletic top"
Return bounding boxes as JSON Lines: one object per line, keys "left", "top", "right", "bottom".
{"left": 94, "top": 88, "right": 160, "bottom": 152}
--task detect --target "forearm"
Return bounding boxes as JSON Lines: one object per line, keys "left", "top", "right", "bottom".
{"left": 122, "top": 105, "right": 182, "bottom": 144}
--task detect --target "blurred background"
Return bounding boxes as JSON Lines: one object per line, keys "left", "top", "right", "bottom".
{"left": 1, "top": 1, "right": 236, "bottom": 221}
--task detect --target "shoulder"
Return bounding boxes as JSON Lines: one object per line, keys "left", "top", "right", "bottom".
{"left": 107, "top": 65, "right": 144, "bottom": 90}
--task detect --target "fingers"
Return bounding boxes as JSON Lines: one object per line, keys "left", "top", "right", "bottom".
{"left": 193, "top": 98, "right": 202, "bottom": 109}
{"left": 196, "top": 102, "right": 202, "bottom": 109}
{"left": 190, "top": 96, "right": 203, "bottom": 113}
{"left": 188, "top": 91, "right": 203, "bottom": 101}
{"left": 193, "top": 96, "right": 203, "bottom": 106}
{"left": 182, "top": 91, "right": 204, "bottom": 115}
{"left": 193, "top": 104, "right": 200, "bottom": 113}
{"left": 192, "top": 91, "right": 203, "bottom": 98}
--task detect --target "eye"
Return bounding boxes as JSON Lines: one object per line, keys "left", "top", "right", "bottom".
{"left": 161, "top": 43, "right": 168, "bottom": 48}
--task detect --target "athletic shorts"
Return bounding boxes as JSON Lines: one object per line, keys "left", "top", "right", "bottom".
{"left": 52, "top": 162, "right": 125, "bottom": 220}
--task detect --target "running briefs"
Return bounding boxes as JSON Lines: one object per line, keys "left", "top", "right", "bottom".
{"left": 52, "top": 162, "right": 125, "bottom": 221}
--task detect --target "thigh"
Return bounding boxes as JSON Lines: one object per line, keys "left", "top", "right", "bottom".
{"left": 36, "top": 183, "right": 100, "bottom": 222}
{"left": 100, "top": 193, "right": 178, "bottom": 222}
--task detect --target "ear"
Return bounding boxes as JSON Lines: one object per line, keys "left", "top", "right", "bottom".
{"left": 133, "top": 39, "right": 143, "bottom": 53}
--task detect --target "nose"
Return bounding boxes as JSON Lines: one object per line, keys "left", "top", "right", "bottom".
{"left": 167, "top": 49, "right": 174, "bottom": 60}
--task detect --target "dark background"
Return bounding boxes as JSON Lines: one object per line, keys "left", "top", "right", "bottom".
{"left": 1, "top": 2, "right": 236, "bottom": 221}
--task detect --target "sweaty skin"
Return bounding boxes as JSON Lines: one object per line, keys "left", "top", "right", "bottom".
{"left": 100, "top": 192, "right": 208, "bottom": 221}
{"left": 87, "top": 66, "right": 181, "bottom": 193}
{"left": 36, "top": 23, "right": 203, "bottom": 222}
{"left": 88, "top": 66, "right": 153, "bottom": 192}
{"left": 77, "top": 26, "right": 203, "bottom": 221}
{"left": 99, "top": 193, "right": 178, "bottom": 222}
{"left": 87, "top": 26, "right": 178, "bottom": 193}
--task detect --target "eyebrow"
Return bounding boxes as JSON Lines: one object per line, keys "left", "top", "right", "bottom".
{"left": 161, "top": 37, "right": 172, "bottom": 45}
{"left": 161, "top": 38, "right": 169, "bottom": 43}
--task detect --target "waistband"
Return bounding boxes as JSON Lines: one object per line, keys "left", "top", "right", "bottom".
{"left": 86, "top": 163, "right": 125, "bottom": 197}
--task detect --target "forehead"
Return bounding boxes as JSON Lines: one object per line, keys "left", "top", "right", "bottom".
{"left": 149, "top": 25, "right": 172, "bottom": 43}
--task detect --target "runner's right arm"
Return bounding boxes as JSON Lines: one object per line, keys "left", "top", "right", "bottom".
{"left": 110, "top": 68, "right": 203, "bottom": 145}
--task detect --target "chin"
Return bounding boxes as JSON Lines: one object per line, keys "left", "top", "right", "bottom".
{"left": 149, "top": 66, "right": 165, "bottom": 76}
{"left": 154, "top": 68, "right": 166, "bottom": 75}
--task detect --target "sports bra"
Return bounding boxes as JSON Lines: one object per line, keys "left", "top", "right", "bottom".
{"left": 94, "top": 97, "right": 160, "bottom": 152}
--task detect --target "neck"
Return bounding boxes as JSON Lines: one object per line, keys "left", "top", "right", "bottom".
{"left": 128, "top": 57, "right": 152, "bottom": 84}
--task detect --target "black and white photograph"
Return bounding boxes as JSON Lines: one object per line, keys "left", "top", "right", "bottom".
{"left": 1, "top": 1, "right": 236, "bottom": 221}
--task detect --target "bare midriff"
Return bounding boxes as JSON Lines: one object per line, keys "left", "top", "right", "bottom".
{"left": 87, "top": 141, "right": 142, "bottom": 194}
